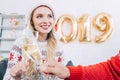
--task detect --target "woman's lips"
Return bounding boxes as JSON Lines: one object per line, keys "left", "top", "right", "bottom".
{"left": 40, "top": 25, "right": 50, "bottom": 30}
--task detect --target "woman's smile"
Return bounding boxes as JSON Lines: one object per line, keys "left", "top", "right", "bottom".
{"left": 40, "top": 25, "right": 50, "bottom": 30}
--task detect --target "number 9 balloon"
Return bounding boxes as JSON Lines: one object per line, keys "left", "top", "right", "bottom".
{"left": 93, "top": 13, "right": 113, "bottom": 43}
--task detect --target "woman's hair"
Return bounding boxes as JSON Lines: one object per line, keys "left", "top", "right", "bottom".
{"left": 27, "top": 4, "right": 57, "bottom": 79}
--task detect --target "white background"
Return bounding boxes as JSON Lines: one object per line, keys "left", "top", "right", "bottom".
{"left": 0, "top": 0, "right": 120, "bottom": 65}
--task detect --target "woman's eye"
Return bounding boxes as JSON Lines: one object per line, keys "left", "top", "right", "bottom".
{"left": 48, "top": 15, "right": 53, "bottom": 18}
{"left": 37, "top": 15, "right": 43, "bottom": 18}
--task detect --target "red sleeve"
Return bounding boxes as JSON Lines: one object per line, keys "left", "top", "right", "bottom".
{"left": 66, "top": 51, "right": 120, "bottom": 80}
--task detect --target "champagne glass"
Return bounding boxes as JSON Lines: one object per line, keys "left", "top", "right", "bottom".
{"left": 21, "top": 30, "right": 42, "bottom": 79}
{"left": 21, "top": 30, "right": 41, "bottom": 63}
{"left": 46, "top": 50, "right": 64, "bottom": 80}
{"left": 46, "top": 58, "right": 56, "bottom": 80}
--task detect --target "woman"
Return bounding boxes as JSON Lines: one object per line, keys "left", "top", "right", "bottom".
{"left": 40, "top": 50, "right": 120, "bottom": 80}
{"left": 3, "top": 4, "right": 64, "bottom": 80}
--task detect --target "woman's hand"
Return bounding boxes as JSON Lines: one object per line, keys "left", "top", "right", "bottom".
{"left": 40, "top": 59, "right": 70, "bottom": 79}
{"left": 10, "top": 61, "right": 29, "bottom": 79}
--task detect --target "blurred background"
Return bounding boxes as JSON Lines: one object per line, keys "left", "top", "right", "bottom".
{"left": 0, "top": 0, "right": 120, "bottom": 66}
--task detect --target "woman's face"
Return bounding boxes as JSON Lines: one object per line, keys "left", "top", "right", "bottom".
{"left": 32, "top": 6, "right": 54, "bottom": 34}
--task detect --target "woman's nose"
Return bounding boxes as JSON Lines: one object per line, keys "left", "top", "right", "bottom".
{"left": 42, "top": 17, "right": 49, "bottom": 22}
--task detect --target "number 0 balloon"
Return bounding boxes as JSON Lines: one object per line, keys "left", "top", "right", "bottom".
{"left": 56, "top": 14, "right": 78, "bottom": 43}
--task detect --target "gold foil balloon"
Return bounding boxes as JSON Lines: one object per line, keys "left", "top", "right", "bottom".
{"left": 78, "top": 14, "right": 91, "bottom": 42}
{"left": 56, "top": 14, "right": 78, "bottom": 43}
{"left": 93, "top": 13, "right": 113, "bottom": 43}
{"left": 0, "top": 56, "right": 3, "bottom": 61}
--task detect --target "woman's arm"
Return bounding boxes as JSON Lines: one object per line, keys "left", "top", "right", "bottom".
{"left": 3, "top": 41, "right": 23, "bottom": 80}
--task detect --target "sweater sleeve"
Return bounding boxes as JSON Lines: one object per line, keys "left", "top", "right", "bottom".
{"left": 3, "top": 40, "right": 23, "bottom": 80}
{"left": 66, "top": 50, "right": 120, "bottom": 80}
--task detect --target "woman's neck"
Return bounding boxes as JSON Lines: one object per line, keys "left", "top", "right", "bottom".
{"left": 38, "top": 33, "right": 48, "bottom": 42}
